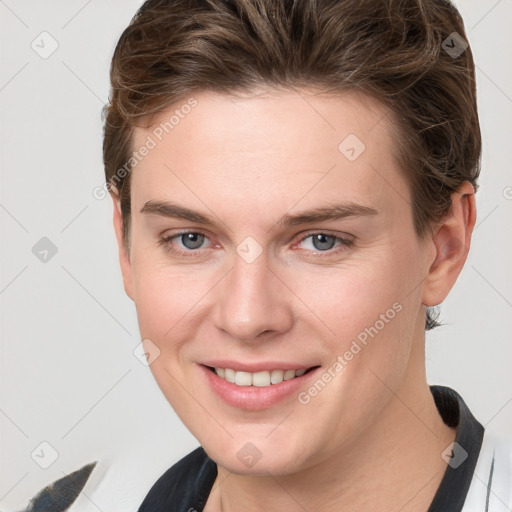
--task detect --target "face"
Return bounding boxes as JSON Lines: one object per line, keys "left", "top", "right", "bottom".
{"left": 116, "top": 88, "right": 437, "bottom": 476}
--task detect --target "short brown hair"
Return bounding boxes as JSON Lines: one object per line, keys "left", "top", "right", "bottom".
{"left": 102, "top": 0, "right": 481, "bottom": 330}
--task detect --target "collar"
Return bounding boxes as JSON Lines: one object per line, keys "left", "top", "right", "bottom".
{"left": 427, "top": 385, "right": 485, "bottom": 511}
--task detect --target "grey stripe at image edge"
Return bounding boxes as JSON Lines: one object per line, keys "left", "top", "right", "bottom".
{"left": 485, "top": 451, "right": 495, "bottom": 512}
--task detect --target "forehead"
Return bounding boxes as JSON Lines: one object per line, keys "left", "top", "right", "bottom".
{"left": 130, "top": 89, "right": 410, "bottom": 227}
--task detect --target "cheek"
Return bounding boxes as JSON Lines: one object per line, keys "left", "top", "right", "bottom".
{"left": 133, "top": 276, "right": 176, "bottom": 340}
{"left": 131, "top": 265, "right": 207, "bottom": 414}
{"left": 287, "top": 243, "right": 421, "bottom": 379}
{"left": 290, "top": 256, "right": 409, "bottom": 336}
{"left": 287, "top": 261, "right": 417, "bottom": 440}
{"left": 130, "top": 257, "right": 194, "bottom": 353}
{"left": 130, "top": 255, "right": 222, "bottom": 380}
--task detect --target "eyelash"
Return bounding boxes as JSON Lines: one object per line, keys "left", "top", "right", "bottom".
{"left": 157, "top": 230, "right": 354, "bottom": 258}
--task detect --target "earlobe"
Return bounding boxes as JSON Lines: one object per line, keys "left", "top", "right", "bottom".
{"left": 422, "top": 181, "right": 476, "bottom": 307}
{"left": 111, "top": 192, "right": 134, "bottom": 301}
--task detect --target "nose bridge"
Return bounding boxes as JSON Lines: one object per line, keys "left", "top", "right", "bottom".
{"left": 214, "top": 250, "right": 292, "bottom": 341}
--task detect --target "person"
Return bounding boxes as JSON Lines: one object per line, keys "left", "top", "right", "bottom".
{"left": 100, "top": 0, "right": 512, "bottom": 510}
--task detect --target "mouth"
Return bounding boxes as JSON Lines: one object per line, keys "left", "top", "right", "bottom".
{"left": 204, "top": 365, "right": 319, "bottom": 387}
{"left": 199, "top": 363, "right": 321, "bottom": 410}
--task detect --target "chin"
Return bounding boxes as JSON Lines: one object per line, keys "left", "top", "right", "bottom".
{"left": 213, "top": 450, "right": 305, "bottom": 477}
{"left": 201, "top": 431, "right": 315, "bottom": 477}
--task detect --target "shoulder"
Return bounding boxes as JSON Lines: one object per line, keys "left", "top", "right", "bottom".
{"left": 137, "top": 446, "right": 217, "bottom": 512}
{"left": 463, "top": 430, "right": 512, "bottom": 511}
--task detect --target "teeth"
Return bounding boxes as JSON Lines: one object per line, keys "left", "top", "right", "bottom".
{"left": 283, "top": 369, "right": 296, "bottom": 380}
{"left": 270, "top": 369, "right": 284, "bottom": 384}
{"left": 214, "top": 367, "right": 309, "bottom": 387}
{"left": 235, "top": 371, "right": 252, "bottom": 386}
{"left": 252, "top": 371, "right": 271, "bottom": 387}
{"left": 224, "top": 368, "right": 236, "bottom": 383}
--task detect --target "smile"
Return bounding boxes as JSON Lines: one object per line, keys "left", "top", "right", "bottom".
{"left": 211, "top": 367, "right": 310, "bottom": 386}
{"left": 199, "top": 363, "right": 321, "bottom": 410}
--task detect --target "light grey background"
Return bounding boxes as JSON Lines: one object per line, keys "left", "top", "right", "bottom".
{"left": 1, "top": 1, "right": 511, "bottom": 510}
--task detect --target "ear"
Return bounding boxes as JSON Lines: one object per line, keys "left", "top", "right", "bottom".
{"left": 111, "top": 192, "right": 134, "bottom": 301}
{"left": 422, "top": 181, "right": 476, "bottom": 307}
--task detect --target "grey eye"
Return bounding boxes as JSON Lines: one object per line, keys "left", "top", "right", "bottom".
{"left": 310, "top": 234, "right": 337, "bottom": 251}
{"left": 180, "top": 233, "right": 205, "bottom": 250}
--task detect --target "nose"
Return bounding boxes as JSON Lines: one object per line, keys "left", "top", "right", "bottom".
{"left": 212, "top": 252, "right": 294, "bottom": 342}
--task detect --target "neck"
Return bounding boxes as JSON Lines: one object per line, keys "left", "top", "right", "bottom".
{"left": 205, "top": 334, "right": 456, "bottom": 512}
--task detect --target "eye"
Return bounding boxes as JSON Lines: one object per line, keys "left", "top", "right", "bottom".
{"left": 158, "top": 231, "right": 212, "bottom": 256}
{"left": 296, "top": 232, "right": 353, "bottom": 254}
{"left": 176, "top": 232, "right": 206, "bottom": 250}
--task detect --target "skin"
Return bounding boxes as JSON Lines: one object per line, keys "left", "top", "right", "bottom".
{"left": 111, "top": 88, "right": 476, "bottom": 511}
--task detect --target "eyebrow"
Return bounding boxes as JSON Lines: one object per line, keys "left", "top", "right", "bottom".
{"left": 139, "top": 200, "right": 379, "bottom": 228}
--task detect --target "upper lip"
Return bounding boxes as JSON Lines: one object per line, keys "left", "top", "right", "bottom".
{"left": 199, "top": 360, "right": 318, "bottom": 373}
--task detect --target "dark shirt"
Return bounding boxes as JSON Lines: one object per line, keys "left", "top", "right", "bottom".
{"left": 137, "top": 385, "right": 484, "bottom": 512}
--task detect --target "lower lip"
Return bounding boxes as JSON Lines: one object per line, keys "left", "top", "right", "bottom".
{"left": 199, "top": 364, "right": 320, "bottom": 411}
